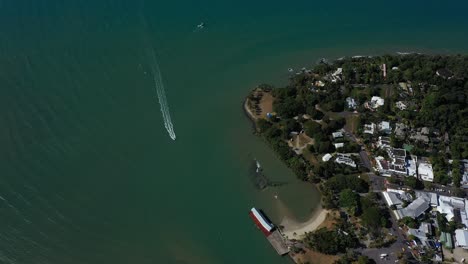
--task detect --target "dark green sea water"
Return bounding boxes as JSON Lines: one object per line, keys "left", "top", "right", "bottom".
{"left": 0, "top": 1, "right": 467, "bottom": 263}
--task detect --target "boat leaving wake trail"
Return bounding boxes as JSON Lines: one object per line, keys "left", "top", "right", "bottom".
{"left": 148, "top": 48, "right": 176, "bottom": 140}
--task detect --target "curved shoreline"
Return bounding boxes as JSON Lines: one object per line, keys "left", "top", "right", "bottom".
{"left": 242, "top": 97, "right": 259, "bottom": 132}
{"left": 280, "top": 206, "right": 328, "bottom": 239}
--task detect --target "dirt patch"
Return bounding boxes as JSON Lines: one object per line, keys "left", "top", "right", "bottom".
{"left": 291, "top": 248, "right": 339, "bottom": 264}
{"left": 317, "top": 210, "right": 339, "bottom": 230}
{"left": 246, "top": 89, "right": 274, "bottom": 120}
{"left": 344, "top": 115, "right": 360, "bottom": 134}
{"left": 288, "top": 133, "right": 314, "bottom": 154}
{"left": 258, "top": 92, "right": 273, "bottom": 118}
{"left": 302, "top": 150, "right": 320, "bottom": 166}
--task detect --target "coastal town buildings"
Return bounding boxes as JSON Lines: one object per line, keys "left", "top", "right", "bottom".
{"left": 374, "top": 136, "right": 410, "bottom": 176}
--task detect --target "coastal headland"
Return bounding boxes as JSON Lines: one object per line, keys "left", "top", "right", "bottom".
{"left": 245, "top": 53, "right": 468, "bottom": 263}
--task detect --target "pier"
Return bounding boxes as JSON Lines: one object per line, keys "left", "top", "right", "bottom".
{"left": 267, "top": 230, "right": 290, "bottom": 255}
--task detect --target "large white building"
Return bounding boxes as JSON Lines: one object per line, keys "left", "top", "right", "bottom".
{"left": 455, "top": 229, "right": 468, "bottom": 248}
{"left": 370, "top": 96, "right": 385, "bottom": 108}
{"left": 418, "top": 162, "right": 434, "bottom": 182}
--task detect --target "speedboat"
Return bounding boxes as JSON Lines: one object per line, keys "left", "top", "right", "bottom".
{"left": 197, "top": 22, "right": 205, "bottom": 29}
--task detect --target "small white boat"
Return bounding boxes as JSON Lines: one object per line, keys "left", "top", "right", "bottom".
{"left": 197, "top": 22, "right": 205, "bottom": 29}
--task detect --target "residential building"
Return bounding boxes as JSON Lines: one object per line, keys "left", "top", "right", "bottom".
{"left": 436, "top": 68, "right": 453, "bottom": 79}
{"left": 330, "top": 68, "right": 342, "bottom": 83}
{"left": 322, "top": 153, "right": 332, "bottom": 162}
{"left": 375, "top": 156, "right": 391, "bottom": 177}
{"left": 408, "top": 223, "right": 433, "bottom": 244}
{"left": 370, "top": 96, "right": 385, "bottom": 108}
{"left": 459, "top": 159, "right": 468, "bottom": 188}
{"left": 335, "top": 153, "right": 356, "bottom": 167}
{"left": 415, "top": 191, "right": 438, "bottom": 207}
{"left": 395, "top": 101, "right": 407, "bottom": 110}
{"left": 332, "top": 131, "right": 343, "bottom": 139}
{"left": 377, "top": 136, "right": 391, "bottom": 148}
{"left": 375, "top": 139, "right": 408, "bottom": 176}
{"left": 394, "top": 123, "right": 408, "bottom": 139}
{"left": 440, "top": 232, "right": 454, "bottom": 249}
{"left": 455, "top": 229, "right": 468, "bottom": 248}
{"left": 406, "top": 156, "right": 417, "bottom": 177}
{"left": 378, "top": 121, "right": 392, "bottom": 134}
{"left": 383, "top": 189, "right": 412, "bottom": 209}
{"left": 363, "top": 123, "right": 376, "bottom": 134}
{"left": 334, "top": 143, "right": 344, "bottom": 149}
{"left": 418, "top": 162, "right": 434, "bottom": 182}
{"left": 346, "top": 97, "right": 357, "bottom": 109}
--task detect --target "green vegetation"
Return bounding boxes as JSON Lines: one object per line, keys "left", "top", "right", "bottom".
{"left": 304, "top": 219, "right": 360, "bottom": 255}
{"left": 339, "top": 189, "right": 360, "bottom": 215}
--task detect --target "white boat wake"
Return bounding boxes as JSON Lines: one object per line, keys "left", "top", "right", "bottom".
{"left": 148, "top": 49, "right": 176, "bottom": 140}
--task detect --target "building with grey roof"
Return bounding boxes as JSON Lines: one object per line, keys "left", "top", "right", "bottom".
{"left": 396, "top": 196, "right": 430, "bottom": 219}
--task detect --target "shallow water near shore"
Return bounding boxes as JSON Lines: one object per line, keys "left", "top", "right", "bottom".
{"left": 0, "top": 1, "right": 468, "bottom": 263}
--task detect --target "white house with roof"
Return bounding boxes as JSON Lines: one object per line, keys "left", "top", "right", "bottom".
{"left": 332, "top": 131, "right": 343, "bottom": 139}
{"left": 322, "top": 153, "right": 333, "bottom": 162}
{"left": 418, "top": 162, "right": 434, "bottom": 182}
{"left": 407, "top": 156, "right": 417, "bottom": 177}
{"left": 335, "top": 153, "right": 356, "bottom": 167}
{"left": 395, "top": 101, "right": 407, "bottom": 110}
{"left": 378, "top": 121, "right": 392, "bottom": 134}
{"left": 438, "top": 195, "right": 468, "bottom": 228}
{"left": 346, "top": 97, "right": 357, "bottom": 109}
{"left": 334, "top": 143, "right": 344, "bottom": 149}
{"left": 455, "top": 229, "right": 468, "bottom": 248}
{"left": 363, "top": 123, "right": 376, "bottom": 135}
{"left": 383, "top": 189, "right": 412, "bottom": 209}
{"left": 370, "top": 96, "right": 385, "bottom": 109}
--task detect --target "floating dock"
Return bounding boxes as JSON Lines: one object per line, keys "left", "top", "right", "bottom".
{"left": 249, "top": 207, "right": 290, "bottom": 256}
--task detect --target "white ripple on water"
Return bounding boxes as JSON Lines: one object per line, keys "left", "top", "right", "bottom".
{"left": 147, "top": 47, "right": 177, "bottom": 141}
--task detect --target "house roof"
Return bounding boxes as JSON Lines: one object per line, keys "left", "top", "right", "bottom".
{"left": 397, "top": 197, "right": 430, "bottom": 219}
{"left": 455, "top": 229, "right": 468, "bottom": 247}
{"left": 322, "top": 153, "right": 332, "bottom": 162}
{"left": 332, "top": 131, "right": 343, "bottom": 138}
{"left": 383, "top": 191, "right": 403, "bottom": 207}
{"left": 418, "top": 162, "right": 434, "bottom": 182}
{"left": 441, "top": 232, "right": 454, "bottom": 248}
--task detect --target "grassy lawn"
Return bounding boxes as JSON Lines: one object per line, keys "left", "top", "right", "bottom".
{"left": 345, "top": 115, "right": 360, "bottom": 134}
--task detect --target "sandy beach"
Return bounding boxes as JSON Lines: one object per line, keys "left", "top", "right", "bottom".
{"left": 280, "top": 207, "right": 329, "bottom": 239}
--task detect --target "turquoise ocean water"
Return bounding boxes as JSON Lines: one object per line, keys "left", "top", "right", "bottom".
{"left": 0, "top": 1, "right": 467, "bottom": 263}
